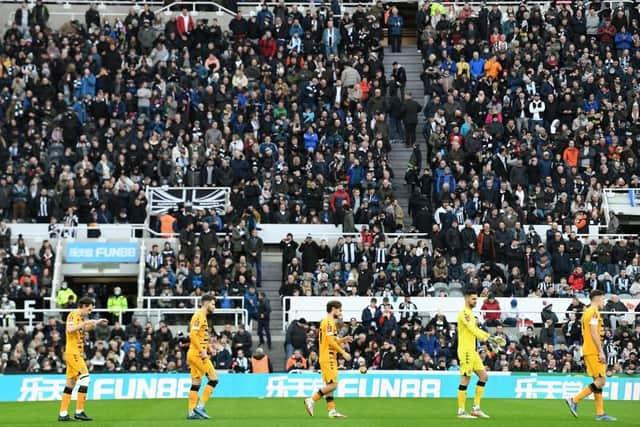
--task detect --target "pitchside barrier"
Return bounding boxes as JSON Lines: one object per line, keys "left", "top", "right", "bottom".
{"left": 1, "top": 222, "right": 605, "bottom": 245}
{"left": 1, "top": 372, "right": 638, "bottom": 402}
{"left": 282, "top": 297, "right": 640, "bottom": 330}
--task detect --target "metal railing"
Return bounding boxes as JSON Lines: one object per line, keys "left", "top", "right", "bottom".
{"left": 0, "top": 307, "right": 249, "bottom": 331}
{"left": 18, "top": 0, "right": 164, "bottom": 5}
{"left": 8, "top": 0, "right": 638, "bottom": 25}
{"left": 141, "top": 295, "right": 245, "bottom": 310}
{"left": 154, "top": 1, "right": 237, "bottom": 16}
{"left": 137, "top": 240, "right": 147, "bottom": 309}
{"left": 282, "top": 306, "right": 639, "bottom": 331}
{"left": 9, "top": 223, "right": 640, "bottom": 248}
{"left": 50, "top": 238, "right": 65, "bottom": 310}
{"left": 237, "top": 0, "right": 636, "bottom": 11}
{"left": 240, "top": 0, "right": 371, "bottom": 7}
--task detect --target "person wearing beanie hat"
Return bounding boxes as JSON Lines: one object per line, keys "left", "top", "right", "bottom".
{"left": 503, "top": 299, "right": 519, "bottom": 326}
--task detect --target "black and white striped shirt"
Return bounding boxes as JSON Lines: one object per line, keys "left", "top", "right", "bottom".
{"left": 375, "top": 247, "right": 388, "bottom": 265}
{"left": 146, "top": 252, "right": 163, "bottom": 271}
{"left": 342, "top": 242, "right": 357, "bottom": 264}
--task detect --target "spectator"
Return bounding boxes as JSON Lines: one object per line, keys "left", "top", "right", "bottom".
{"left": 402, "top": 94, "right": 422, "bottom": 148}
{"left": 541, "top": 301, "right": 559, "bottom": 325}
{"left": 107, "top": 287, "right": 128, "bottom": 324}
{"left": 415, "top": 327, "right": 439, "bottom": 359}
{"left": 391, "top": 62, "right": 407, "bottom": 100}
{"left": 387, "top": 7, "right": 403, "bottom": 53}
{"left": 280, "top": 234, "right": 299, "bottom": 280}
{"left": 14, "top": 2, "right": 30, "bottom": 34}
{"left": 562, "top": 312, "right": 582, "bottom": 346}
{"left": 539, "top": 319, "right": 556, "bottom": 345}
{"left": 231, "top": 349, "right": 251, "bottom": 373}
{"left": 568, "top": 266, "right": 586, "bottom": 295}
{"left": 176, "top": 8, "right": 193, "bottom": 38}
{"left": 85, "top": 3, "right": 100, "bottom": 28}
{"left": 285, "top": 318, "right": 308, "bottom": 359}
{"left": 256, "top": 292, "right": 271, "bottom": 350}
{"left": 481, "top": 294, "right": 501, "bottom": 326}
{"left": 231, "top": 324, "right": 253, "bottom": 355}
{"left": 604, "top": 295, "right": 629, "bottom": 331}
{"left": 244, "top": 285, "right": 259, "bottom": 326}
{"left": 250, "top": 347, "right": 272, "bottom": 373}
{"left": 32, "top": 0, "right": 49, "bottom": 28}
{"left": 361, "top": 298, "right": 382, "bottom": 330}
{"left": 213, "top": 338, "right": 233, "bottom": 370}
{"left": 398, "top": 296, "right": 418, "bottom": 322}
{"left": 286, "top": 349, "right": 308, "bottom": 372}
{"left": 503, "top": 299, "right": 519, "bottom": 327}
{"left": 323, "top": 20, "right": 341, "bottom": 58}
{"left": 246, "top": 229, "right": 263, "bottom": 286}
{"left": 55, "top": 282, "right": 76, "bottom": 308}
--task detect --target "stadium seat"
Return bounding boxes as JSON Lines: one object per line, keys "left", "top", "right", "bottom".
{"left": 433, "top": 282, "right": 448, "bottom": 293}
{"left": 449, "top": 282, "right": 463, "bottom": 291}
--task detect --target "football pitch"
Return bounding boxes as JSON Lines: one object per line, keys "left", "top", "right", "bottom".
{"left": 0, "top": 398, "right": 638, "bottom": 427}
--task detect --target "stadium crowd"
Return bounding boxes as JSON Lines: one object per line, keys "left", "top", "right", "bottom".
{"left": 1, "top": 0, "right": 412, "bottom": 233}
{"left": 278, "top": 232, "right": 640, "bottom": 299}
{"left": 282, "top": 302, "right": 640, "bottom": 374}
{"left": 0, "top": 316, "right": 275, "bottom": 374}
{"left": 1, "top": 0, "right": 640, "bottom": 375}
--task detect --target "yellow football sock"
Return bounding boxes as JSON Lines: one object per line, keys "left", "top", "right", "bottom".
{"left": 594, "top": 392, "right": 604, "bottom": 416}
{"left": 188, "top": 390, "right": 198, "bottom": 411}
{"left": 76, "top": 392, "right": 87, "bottom": 412}
{"left": 200, "top": 384, "right": 214, "bottom": 404}
{"left": 457, "top": 389, "right": 467, "bottom": 411}
{"left": 59, "top": 392, "right": 71, "bottom": 415}
{"left": 573, "top": 385, "right": 593, "bottom": 403}
{"left": 311, "top": 391, "right": 323, "bottom": 402}
{"left": 473, "top": 384, "right": 485, "bottom": 408}
{"left": 327, "top": 400, "right": 336, "bottom": 411}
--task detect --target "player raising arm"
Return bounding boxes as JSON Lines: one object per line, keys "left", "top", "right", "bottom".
{"left": 59, "top": 297, "right": 108, "bottom": 422}
{"left": 456, "top": 288, "right": 504, "bottom": 419}
{"left": 565, "top": 290, "right": 617, "bottom": 421}
{"left": 186, "top": 294, "right": 219, "bottom": 420}
{"left": 305, "top": 300, "right": 353, "bottom": 419}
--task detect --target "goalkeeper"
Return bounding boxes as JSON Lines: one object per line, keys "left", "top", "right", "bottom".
{"left": 455, "top": 287, "right": 504, "bottom": 419}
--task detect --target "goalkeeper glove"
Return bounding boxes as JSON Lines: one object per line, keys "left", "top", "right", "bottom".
{"left": 487, "top": 335, "right": 506, "bottom": 351}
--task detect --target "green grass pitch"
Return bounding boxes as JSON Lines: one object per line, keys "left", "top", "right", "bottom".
{"left": 0, "top": 398, "right": 637, "bottom": 427}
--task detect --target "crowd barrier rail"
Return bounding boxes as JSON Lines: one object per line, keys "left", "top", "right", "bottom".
{"left": 0, "top": 307, "right": 249, "bottom": 331}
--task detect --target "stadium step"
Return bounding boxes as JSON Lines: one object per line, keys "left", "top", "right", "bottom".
{"left": 258, "top": 251, "right": 286, "bottom": 371}
{"left": 383, "top": 46, "right": 424, "bottom": 230}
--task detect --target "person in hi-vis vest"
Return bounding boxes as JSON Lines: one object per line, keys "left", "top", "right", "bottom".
{"left": 107, "top": 287, "right": 129, "bottom": 324}
{"left": 56, "top": 282, "right": 77, "bottom": 308}
{"left": 159, "top": 211, "right": 177, "bottom": 237}
{"left": 250, "top": 348, "right": 272, "bottom": 373}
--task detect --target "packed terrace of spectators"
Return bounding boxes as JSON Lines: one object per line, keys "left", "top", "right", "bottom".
{"left": 1, "top": 0, "right": 640, "bottom": 373}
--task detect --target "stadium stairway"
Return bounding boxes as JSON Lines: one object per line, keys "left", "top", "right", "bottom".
{"left": 383, "top": 46, "right": 425, "bottom": 230}
{"left": 259, "top": 249, "right": 287, "bottom": 371}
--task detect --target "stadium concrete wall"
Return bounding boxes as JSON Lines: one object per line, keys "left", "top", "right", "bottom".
{"left": 2, "top": 372, "right": 639, "bottom": 401}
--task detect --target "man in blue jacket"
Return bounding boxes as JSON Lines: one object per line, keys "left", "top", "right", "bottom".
{"left": 416, "top": 327, "right": 440, "bottom": 358}
{"left": 469, "top": 52, "right": 486, "bottom": 81}
{"left": 244, "top": 285, "right": 259, "bottom": 326}
{"left": 388, "top": 7, "right": 403, "bottom": 53}
{"left": 361, "top": 298, "right": 382, "bottom": 330}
